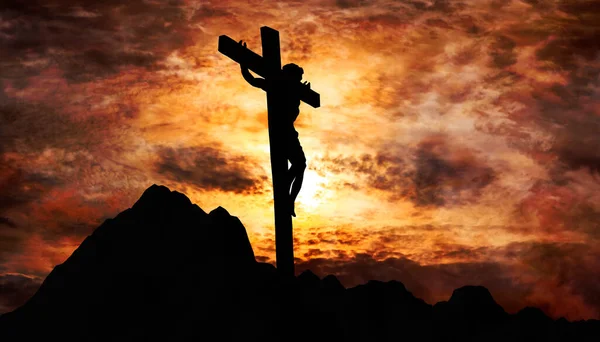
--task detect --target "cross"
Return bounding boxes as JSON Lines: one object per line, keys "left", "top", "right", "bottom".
{"left": 218, "top": 27, "right": 320, "bottom": 277}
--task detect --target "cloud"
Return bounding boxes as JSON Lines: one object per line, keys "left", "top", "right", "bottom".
{"left": 0, "top": 218, "right": 16, "bottom": 229}
{"left": 411, "top": 136, "right": 496, "bottom": 206}
{"left": 474, "top": 0, "right": 600, "bottom": 177}
{"left": 335, "top": 0, "right": 372, "bottom": 8}
{"left": 0, "top": 273, "right": 42, "bottom": 314}
{"left": 315, "top": 135, "right": 496, "bottom": 207}
{"left": 0, "top": 147, "right": 147, "bottom": 268}
{"left": 515, "top": 174, "right": 600, "bottom": 240}
{"left": 0, "top": 0, "right": 201, "bottom": 83}
{"left": 0, "top": 84, "right": 139, "bottom": 156}
{"left": 535, "top": 2, "right": 600, "bottom": 73}
{"left": 0, "top": 164, "right": 62, "bottom": 213}
{"left": 154, "top": 145, "right": 268, "bottom": 195}
{"left": 507, "top": 241, "right": 600, "bottom": 319}
{"left": 489, "top": 35, "right": 517, "bottom": 68}
{"left": 303, "top": 248, "right": 324, "bottom": 258}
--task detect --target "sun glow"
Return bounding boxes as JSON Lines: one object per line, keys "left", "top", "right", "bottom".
{"left": 296, "top": 168, "right": 330, "bottom": 212}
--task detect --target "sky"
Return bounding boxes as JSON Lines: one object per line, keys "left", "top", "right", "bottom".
{"left": 1, "top": 0, "right": 599, "bottom": 320}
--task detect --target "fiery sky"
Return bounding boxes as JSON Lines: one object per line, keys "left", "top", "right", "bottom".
{"left": 1, "top": 0, "right": 600, "bottom": 320}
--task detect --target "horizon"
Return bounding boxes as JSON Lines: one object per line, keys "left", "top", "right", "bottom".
{"left": 1, "top": 0, "right": 599, "bottom": 321}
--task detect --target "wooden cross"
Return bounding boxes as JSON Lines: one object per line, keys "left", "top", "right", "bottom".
{"left": 218, "top": 27, "right": 320, "bottom": 277}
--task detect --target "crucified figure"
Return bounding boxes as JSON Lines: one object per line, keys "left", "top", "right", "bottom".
{"left": 238, "top": 41, "right": 309, "bottom": 217}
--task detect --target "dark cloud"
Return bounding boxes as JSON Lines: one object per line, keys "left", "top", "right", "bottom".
{"left": 557, "top": 0, "right": 600, "bottom": 15}
{"left": 308, "top": 229, "right": 366, "bottom": 246}
{"left": 489, "top": 35, "right": 517, "bottom": 68}
{"left": 551, "top": 201, "right": 600, "bottom": 239}
{"left": 440, "top": 0, "right": 600, "bottom": 206}
{"left": 540, "top": 107, "right": 598, "bottom": 178}
{"left": 0, "top": 97, "right": 72, "bottom": 152}
{"left": 535, "top": 14, "right": 600, "bottom": 74}
{"left": 567, "top": 204, "right": 600, "bottom": 239}
{"left": 519, "top": 0, "right": 556, "bottom": 10}
{"left": 255, "top": 255, "right": 270, "bottom": 263}
{"left": 0, "top": 91, "right": 141, "bottom": 238}
{"left": 427, "top": 243, "right": 489, "bottom": 262}
{"left": 303, "top": 248, "right": 324, "bottom": 258}
{"left": 0, "top": 164, "right": 35, "bottom": 259}
{"left": 0, "top": 274, "right": 42, "bottom": 314}
{"left": 520, "top": 83, "right": 600, "bottom": 177}
{"left": 404, "top": 0, "right": 428, "bottom": 11}
{"left": 412, "top": 137, "right": 496, "bottom": 206}
{"left": 0, "top": 163, "right": 62, "bottom": 213}
{"left": 154, "top": 145, "right": 268, "bottom": 194}
{"left": 283, "top": 23, "right": 316, "bottom": 63}
{"left": 0, "top": 76, "right": 149, "bottom": 250}
{"left": 424, "top": 0, "right": 466, "bottom": 13}
{"left": 513, "top": 179, "right": 600, "bottom": 242}
{"left": 537, "top": 83, "right": 600, "bottom": 175}
{"left": 554, "top": 135, "right": 600, "bottom": 175}
{"left": 0, "top": 218, "right": 16, "bottom": 228}
{"left": 508, "top": 242, "right": 600, "bottom": 318}
{"left": 335, "top": 0, "right": 372, "bottom": 8}
{"left": 396, "top": 0, "right": 461, "bottom": 13}
{"left": 0, "top": 124, "right": 145, "bottom": 258}
{"left": 0, "top": 87, "right": 137, "bottom": 155}
{"left": 191, "top": 6, "right": 231, "bottom": 20}
{"left": 508, "top": 1, "right": 600, "bottom": 176}
{"left": 0, "top": 0, "right": 200, "bottom": 82}
{"left": 315, "top": 136, "right": 495, "bottom": 207}
{"left": 425, "top": 18, "right": 452, "bottom": 30}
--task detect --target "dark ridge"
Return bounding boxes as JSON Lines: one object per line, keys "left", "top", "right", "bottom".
{"left": 298, "top": 269, "right": 321, "bottom": 288}
{"left": 0, "top": 185, "right": 598, "bottom": 341}
{"left": 446, "top": 285, "right": 507, "bottom": 320}
{"left": 322, "top": 274, "right": 344, "bottom": 292}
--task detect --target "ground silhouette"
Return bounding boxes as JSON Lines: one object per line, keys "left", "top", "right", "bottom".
{"left": 0, "top": 185, "right": 598, "bottom": 341}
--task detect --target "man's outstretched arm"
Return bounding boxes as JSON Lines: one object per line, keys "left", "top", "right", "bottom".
{"left": 241, "top": 65, "right": 266, "bottom": 89}
{"left": 238, "top": 40, "right": 266, "bottom": 90}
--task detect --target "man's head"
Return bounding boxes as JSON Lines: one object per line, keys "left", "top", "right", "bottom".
{"left": 282, "top": 63, "right": 303, "bottom": 82}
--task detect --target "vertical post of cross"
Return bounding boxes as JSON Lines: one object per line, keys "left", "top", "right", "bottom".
{"left": 260, "top": 27, "right": 295, "bottom": 277}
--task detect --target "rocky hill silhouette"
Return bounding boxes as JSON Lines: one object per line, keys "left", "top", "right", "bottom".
{"left": 0, "top": 185, "right": 598, "bottom": 341}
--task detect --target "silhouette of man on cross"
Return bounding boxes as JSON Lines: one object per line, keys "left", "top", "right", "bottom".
{"left": 218, "top": 27, "right": 319, "bottom": 276}
{"left": 239, "top": 40, "right": 310, "bottom": 217}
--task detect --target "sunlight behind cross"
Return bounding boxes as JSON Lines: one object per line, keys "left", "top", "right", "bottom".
{"left": 295, "top": 168, "right": 330, "bottom": 212}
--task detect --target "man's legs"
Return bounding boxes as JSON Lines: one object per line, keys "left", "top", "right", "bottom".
{"left": 287, "top": 138, "right": 306, "bottom": 217}
{"left": 288, "top": 161, "right": 306, "bottom": 217}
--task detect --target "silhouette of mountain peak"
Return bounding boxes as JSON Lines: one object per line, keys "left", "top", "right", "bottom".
{"left": 298, "top": 269, "right": 320, "bottom": 289}
{"left": 0, "top": 184, "right": 258, "bottom": 337}
{"left": 132, "top": 183, "right": 192, "bottom": 211}
{"left": 517, "top": 306, "right": 553, "bottom": 323}
{"left": 437, "top": 285, "right": 507, "bottom": 322}
{"left": 142, "top": 183, "right": 171, "bottom": 197}
{"left": 321, "top": 274, "right": 344, "bottom": 292}
{"left": 209, "top": 206, "right": 231, "bottom": 218}
{"left": 448, "top": 286, "right": 501, "bottom": 309}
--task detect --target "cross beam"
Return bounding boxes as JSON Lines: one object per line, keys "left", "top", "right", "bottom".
{"left": 218, "top": 27, "right": 320, "bottom": 277}
{"left": 218, "top": 29, "right": 320, "bottom": 108}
